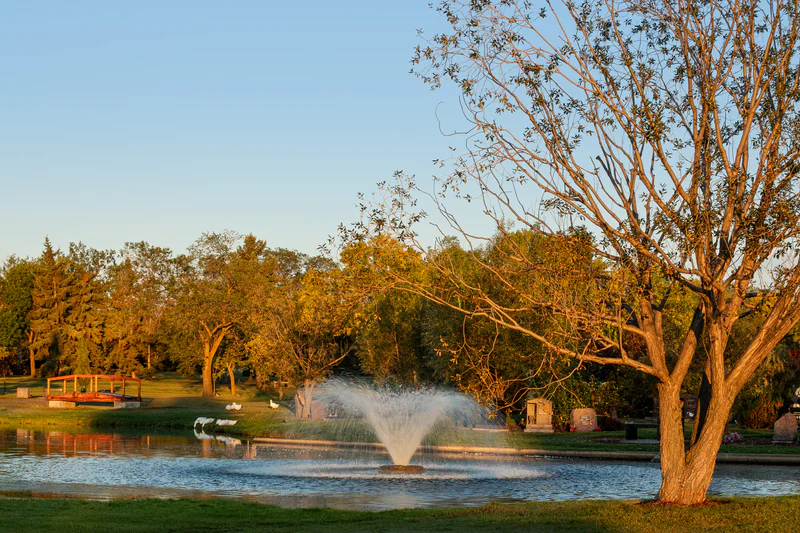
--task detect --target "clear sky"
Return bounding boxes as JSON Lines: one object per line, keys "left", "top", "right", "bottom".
{"left": 1, "top": 1, "right": 471, "bottom": 261}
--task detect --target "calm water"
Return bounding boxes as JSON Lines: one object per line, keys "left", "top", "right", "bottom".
{"left": 0, "top": 428, "right": 797, "bottom": 510}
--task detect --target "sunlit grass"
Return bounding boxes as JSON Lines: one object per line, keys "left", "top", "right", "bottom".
{"left": 0, "top": 496, "right": 797, "bottom": 533}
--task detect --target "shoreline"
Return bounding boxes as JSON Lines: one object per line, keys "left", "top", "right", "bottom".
{"left": 252, "top": 436, "right": 800, "bottom": 465}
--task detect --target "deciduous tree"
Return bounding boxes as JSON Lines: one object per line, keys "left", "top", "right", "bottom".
{"left": 346, "top": 0, "right": 800, "bottom": 504}
{"left": 167, "top": 232, "right": 272, "bottom": 397}
{"left": 248, "top": 258, "right": 355, "bottom": 418}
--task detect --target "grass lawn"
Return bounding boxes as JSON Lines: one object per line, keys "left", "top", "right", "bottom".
{"left": 0, "top": 373, "right": 797, "bottom": 456}
{"left": 0, "top": 496, "right": 797, "bottom": 533}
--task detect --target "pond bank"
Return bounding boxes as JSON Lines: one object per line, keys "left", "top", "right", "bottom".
{"left": 253, "top": 436, "right": 800, "bottom": 465}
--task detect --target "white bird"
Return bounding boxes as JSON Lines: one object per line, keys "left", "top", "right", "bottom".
{"left": 193, "top": 429, "right": 214, "bottom": 440}
{"left": 269, "top": 400, "right": 279, "bottom": 409}
{"left": 225, "top": 402, "right": 242, "bottom": 411}
{"left": 215, "top": 435, "right": 242, "bottom": 446}
{"left": 216, "top": 419, "right": 237, "bottom": 426}
{"left": 194, "top": 417, "right": 216, "bottom": 429}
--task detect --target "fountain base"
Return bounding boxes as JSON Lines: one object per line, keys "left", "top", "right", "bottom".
{"left": 379, "top": 464, "right": 425, "bottom": 474}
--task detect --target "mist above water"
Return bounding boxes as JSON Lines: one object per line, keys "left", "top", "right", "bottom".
{"left": 318, "top": 380, "right": 486, "bottom": 466}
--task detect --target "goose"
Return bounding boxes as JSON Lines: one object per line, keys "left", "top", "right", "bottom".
{"left": 194, "top": 417, "right": 216, "bottom": 429}
{"left": 216, "top": 419, "right": 237, "bottom": 426}
{"left": 226, "top": 402, "right": 242, "bottom": 411}
{"left": 216, "top": 435, "right": 242, "bottom": 446}
{"left": 193, "top": 429, "right": 214, "bottom": 440}
{"left": 268, "top": 400, "right": 279, "bottom": 409}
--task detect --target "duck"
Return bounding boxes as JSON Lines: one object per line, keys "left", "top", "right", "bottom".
{"left": 268, "top": 399, "right": 279, "bottom": 409}
{"left": 226, "top": 402, "right": 242, "bottom": 411}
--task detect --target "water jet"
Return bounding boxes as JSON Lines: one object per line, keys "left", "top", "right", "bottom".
{"left": 318, "top": 380, "right": 484, "bottom": 469}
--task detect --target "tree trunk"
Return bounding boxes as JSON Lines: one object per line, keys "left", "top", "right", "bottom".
{"left": 28, "top": 347, "right": 36, "bottom": 377}
{"left": 227, "top": 362, "right": 236, "bottom": 396}
{"left": 200, "top": 326, "right": 229, "bottom": 397}
{"left": 657, "top": 381, "right": 731, "bottom": 504}
{"left": 147, "top": 344, "right": 151, "bottom": 370}
{"left": 294, "top": 379, "right": 315, "bottom": 419}
{"left": 27, "top": 332, "right": 36, "bottom": 377}
{"left": 201, "top": 344, "right": 215, "bottom": 397}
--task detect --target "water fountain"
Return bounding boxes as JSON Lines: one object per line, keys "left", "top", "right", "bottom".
{"left": 318, "top": 380, "right": 486, "bottom": 473}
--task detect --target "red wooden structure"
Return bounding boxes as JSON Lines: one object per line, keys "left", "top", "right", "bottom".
{"left": 46, "top": 374, "right": 142, "bottom": 403}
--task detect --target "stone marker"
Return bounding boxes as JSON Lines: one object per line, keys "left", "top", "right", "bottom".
{"left": 570, "top": 408, "right": 598, "bottom": 432}
{"left": 48, "top": 400, "right": 76, "bottom": 408}
{"left": 773, "top": 413, "right": 798, "bottom": 443}
{"left": 310, "top": 400, "right": 329, "bottom": 421}
{"left": 525, "top": 398, "right": 554, "bottom": 433}
{"left": 16, "top": 388, "right": 30, "bottom": 399}
{"left": 682, "top": 394, "right": 699, "bottom": 420}
{"left": 113, "top": 401, "right": 141, "bottom": 409}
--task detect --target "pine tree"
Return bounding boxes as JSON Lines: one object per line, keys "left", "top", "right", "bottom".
{"left": 0, "top": 257, "right": 35, "bottom": 373}
{"left": 28, "top": 238, "right": 71, "bottom": 376}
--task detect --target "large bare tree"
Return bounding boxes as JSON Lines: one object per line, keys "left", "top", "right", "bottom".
{"left": 347, "top": 0, "right": 800, "bottom": 504}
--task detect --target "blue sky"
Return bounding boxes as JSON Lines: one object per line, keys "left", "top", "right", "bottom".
{"left": 1, "top": 1, "right": 472, "bottom": 261}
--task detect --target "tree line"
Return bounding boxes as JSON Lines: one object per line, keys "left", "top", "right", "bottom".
{"left": 1, "top": 231, "right": 796, "bottom": 430}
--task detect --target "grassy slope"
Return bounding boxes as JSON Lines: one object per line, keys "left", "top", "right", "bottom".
{"left": 0, "top": 496, "right": 798, "bottom": 533}
{"left": 0, "top": 374, "right": 797, "bottom": 455}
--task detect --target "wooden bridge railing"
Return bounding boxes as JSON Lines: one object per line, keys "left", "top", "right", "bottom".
{"left": 46, "top": 374, "right": 142, "bottom": 401}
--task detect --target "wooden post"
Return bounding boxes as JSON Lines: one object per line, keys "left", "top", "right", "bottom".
{"left": 137, "top": 380, "right": 141, "bottom": 400}
{"left": 110, "top": 380, "right": 114, "bottom": 394}
{"left": 47, "top": 378, "right": 51, "bottom": 399}
{"left": 121, "top": 379, "right": 126, "bottom": 398}
{"left": 73, "top": 376, "right": 77, "bottom": 395}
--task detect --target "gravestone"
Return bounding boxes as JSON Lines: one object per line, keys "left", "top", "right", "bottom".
{"left": 309, "top": 400, "right": 329, "bottom": 421}
{"left": 791, "top": 386, "right": 800, "bottom": 415}
{"left": 570, "top": 408, "right": 598, "bottom": 432}
{"left": 525, "top": 398, "right": 554, "bottom": 433}
{"left": 16, "top": 388, "right": 30, "bottom": 399}
{"left": 773, "top": 413, "right": 798, "bottom": 443}
{"left": 681, "top": 394, "right": 698, "bottom": 420}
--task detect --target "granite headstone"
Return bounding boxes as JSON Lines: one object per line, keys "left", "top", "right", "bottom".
{"left": 773, "top": 413, "right": 798, "bottom": 443}
{"left": 570, "top": 408, "right": 598, "bottom": 432}
{"left": 525, "top": 398, "right": 554, "bottom": 433}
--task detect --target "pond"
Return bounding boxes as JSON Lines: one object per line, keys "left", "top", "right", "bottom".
{"left": 0, "top": 428, "right": 798, "bottom": 510}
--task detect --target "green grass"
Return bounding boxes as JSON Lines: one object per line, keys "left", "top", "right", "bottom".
{"left": 0, "top": 372, "right": 286, "bottom": 436}
{"left": 0, "top": 496, "right": 797, "bottom": 533}
{"left": 0, "top": 373, "right": 797, "bottom": 456}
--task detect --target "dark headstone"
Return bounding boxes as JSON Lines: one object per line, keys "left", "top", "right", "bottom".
{"left": 682, "top": 394, "right": 698, "bottom": 420}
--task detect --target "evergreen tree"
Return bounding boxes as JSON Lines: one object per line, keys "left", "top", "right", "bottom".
{"left": 0, "top": 257, "right": 35, "bottom": 374}
{"left": 60, "top": 243, "right": 113, "bottom": 373}
{"left": 28, "top": 238, "right": 71, "bottom": 376}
